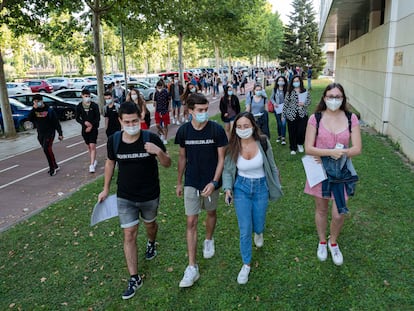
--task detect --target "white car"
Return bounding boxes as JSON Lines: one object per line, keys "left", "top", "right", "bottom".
{"left": 70, "top": 78, "right": 92, "bottom": 89}
{"left": 46, "top": 77, "right": 73, "bottom": 90}
{"left": 51, "top": 89, "right": 98, "bottom": 104}
{"left": 6, "top": 82, "right": 31, "bottom": 96}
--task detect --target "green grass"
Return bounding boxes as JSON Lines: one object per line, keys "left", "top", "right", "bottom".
{"left": 1, "top": 79, "right": 413, "bottom": 310}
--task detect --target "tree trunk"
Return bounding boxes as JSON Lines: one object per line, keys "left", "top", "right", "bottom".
{"left": 178, "top": 32, "right": 184, "bottom": 82}
{"left": 0, "top": 49, "right": 17, "bottom": 138}
{"left": 91, "top": 4, "right": 104, "bottom": 113}
{"left": 214, "top": 43, "right": 220, "bottom": 73}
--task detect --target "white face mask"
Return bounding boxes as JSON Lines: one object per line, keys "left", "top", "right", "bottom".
{"left": 131, "top": 94, "right": 138, "bottom": 101}
{"left": 123, "top": 125, "right": 140, "bottom": 136}
{"left": 105, "top": 99, "right": 112, "bottom": 105}
{"left": 325, "top": 98, "right": 342, "bottom": 111}
{"left": 236, "top": 127, "right": 253, "bottom": 139}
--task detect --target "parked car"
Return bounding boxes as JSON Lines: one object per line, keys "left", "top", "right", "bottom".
{"left": 125, "top": 82, "right": 156, "bottom": 101}
{"left": 46, "top": 77, "right": 73, "bottom": 90}
{"left": 158, "top": 71, "right": 191, "bottom": 83}
{"left": 0, "top": 98, "right": 33, "bottom": 131}
{"left": 52, "top": 89, "right": 98, "bottom": 104}
{"left": 24, "top": 79, "right": 54, "bottom": 93}
{"left": 81, "top": 83, "right": 110, "bottom": 95}
{"left": 10, "top": 93, "right": 77, "bottom": 121}
{"left": 6, "top": 82, "right": 31, "bottom": 96}
{"left": 83, "top": 76, "right": 98, "bottom": 83}
{"left": 70, "top": 77, "right": 90, "bottom": 89}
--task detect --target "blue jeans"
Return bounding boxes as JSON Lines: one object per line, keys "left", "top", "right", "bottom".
{"left": 274, "top": 112, "right": 286, "bottom": 138}
{"left": 233, "top": 175, "right": 269, "bottom": 264}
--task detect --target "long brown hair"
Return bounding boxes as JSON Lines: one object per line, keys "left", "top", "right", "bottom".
{"left": 126, "top": 88, "right": 146, "bottom": 113}
{"left": 226, "top": 111, "right": 262, "bottom": 163}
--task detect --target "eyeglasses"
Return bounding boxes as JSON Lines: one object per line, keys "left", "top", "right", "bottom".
{"left": 325, "top": 96, "right": 343, "bottom": 100}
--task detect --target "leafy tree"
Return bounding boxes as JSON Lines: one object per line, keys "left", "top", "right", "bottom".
{"left": 40, "top": 12, "right": 88, "bottom": 77}
{"left": 0, "top": 0, "right": 80, "bottom": 137}
{"left": 279, "top": 0, "right": 325, "bottom": 76}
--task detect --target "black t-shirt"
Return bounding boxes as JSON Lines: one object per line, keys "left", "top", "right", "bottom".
{"left": 104, "top": 104, "right": 121, "bottom": 137}
{"left": 175, "top": 121, "right": 228, "bottom": 190}
{"left": 107, "top": 131, "right": 166, "bottom": 202}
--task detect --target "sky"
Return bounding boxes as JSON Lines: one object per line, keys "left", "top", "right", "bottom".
{"left": 268, "top": 0, "right": 320, "bottom": 24}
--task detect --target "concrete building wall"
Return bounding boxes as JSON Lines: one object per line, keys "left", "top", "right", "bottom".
{"left": 334, "top": 0, "right": 414, "bottom": 160}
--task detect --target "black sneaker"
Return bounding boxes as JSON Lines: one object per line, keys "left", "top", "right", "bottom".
{"left": 49, "top": 168, "right": 56, "bottom": 176}
{"left": 54, "top": 166, "right": 60, "bottom": 172}
{"left": 122, "top": 276, "right": 143, "bottom": 300}
{"left": 145, "top": 241, "right": 157, "bottom": 260}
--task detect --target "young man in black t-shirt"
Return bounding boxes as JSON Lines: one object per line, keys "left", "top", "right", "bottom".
{"left": 175, "top": 93, "right": 228, "bottom": 288}
{"left": 75, "top": 89, "right": 100, "bottom": 173}
{"left": 103, "top": 91, "right": 121, "bottom": 138}
{"left": 98, "top": 102, "right": 171, "bottom": 300}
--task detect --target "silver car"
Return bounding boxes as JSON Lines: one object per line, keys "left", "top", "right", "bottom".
{"left": 126, "top": 82, "right": 155, "bottom": 101}
{"left": 51, "top": 89, "right": 98, "bottom": 104}
{"left": 46, "top": 77, "right": 73, "bottom": 90}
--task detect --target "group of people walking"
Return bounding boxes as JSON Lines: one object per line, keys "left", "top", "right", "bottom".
{"left": 27, "top": 77, "right": 361, "bottom": 301}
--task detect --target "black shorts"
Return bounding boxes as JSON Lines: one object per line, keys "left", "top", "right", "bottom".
{"left": 82, "top": 128, "right": 98, "bottom": 144}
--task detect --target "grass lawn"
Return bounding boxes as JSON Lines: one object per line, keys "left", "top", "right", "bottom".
{"left": 1, "top": 79, "right": 413, "bottom": 310}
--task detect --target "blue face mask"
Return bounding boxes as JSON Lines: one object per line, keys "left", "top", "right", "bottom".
{"left": 228, "top": 91, "right": 233, "bottom": 96}
{"left": 293, "top": 81, "right": 300, "bottom": 88}
{"left": 195, "top": 112, "right": 208, "bottom": 123}
{"left": 255, "top": 90, "right": 262, "bottom": 96}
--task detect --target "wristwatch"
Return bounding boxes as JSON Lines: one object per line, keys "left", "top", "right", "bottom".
{"left": 210, "top": 180, "right": 219, "bottom": 190}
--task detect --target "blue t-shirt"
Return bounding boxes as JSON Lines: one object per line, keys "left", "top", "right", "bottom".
{"left": 175, "top": 121, "right": 228, "bottom": 190}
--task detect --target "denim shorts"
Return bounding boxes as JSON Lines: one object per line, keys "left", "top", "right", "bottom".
{"left": 184, "top": 186, "right": 219, "bottom": 216}
{"left": 117, "top": 197, "right": 159, "bottom": 228}
{"left": 172, "top": 99, "right": 182, "bottom": 109}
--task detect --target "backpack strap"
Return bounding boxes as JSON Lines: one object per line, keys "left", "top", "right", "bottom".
{"left": 112, "top": 130, "right": 122, "bottom": 156}
{"left": 315, "top": 111, "right": 353, "bottom": 137}
{"left": 112, "top": 130, "right": 150, "bottom": 159}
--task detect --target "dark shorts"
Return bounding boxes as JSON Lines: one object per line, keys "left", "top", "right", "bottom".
{"left": 82, "top": 128, "right": 98, "bottom": 144}
{"left": 172, "top": 100, "right": 182, "bottom": 109}
{"left": 117, "top": 197, "right": 159, "bottom": 228}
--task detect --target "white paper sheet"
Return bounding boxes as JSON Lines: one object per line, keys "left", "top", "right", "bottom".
{"left": 298, "top": 91, "right": 308, "bottom": 104}
{"left": 301, "top": 155, "right": 327, "bottom": 188}
{"left": 90, "top": 194, "right": 118, "bottom": 226}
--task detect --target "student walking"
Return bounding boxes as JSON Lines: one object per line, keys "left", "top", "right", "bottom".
{"left": 103, "top": 91, "right": 121, "bottom": 138}
{"left": 153, "top": 80, "right": 170, "bottom": 144}
{"left": 283, "top": 75, "right": 311, "bottom": 155}
{"left": 98, "top": 102, "right": 171, "bottom": 300}
{"left": 270, "top": 76, "right": 288, "bottom": 145}
{"left": 175, "top": 93, "right": 228, "bottom": 288}
{"left": 76, "top": 89, "right": 100, "bottom": 173}
{"left": 304, "top": 83, "right": 361, "bottom": 266}
{"left": 222, "top": 112, "right": 282, "bottom": 284}
{"left": 28, "top": 94, "right": 63, "bottom": 176}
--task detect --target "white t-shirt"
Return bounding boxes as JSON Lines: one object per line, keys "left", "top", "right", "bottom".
{"left": 237, "top": 150, "right": 265, "bottom": 179}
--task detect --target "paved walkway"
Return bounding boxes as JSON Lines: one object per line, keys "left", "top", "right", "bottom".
{"left": 0, "top": 84, "right": 254, "bottom": 232}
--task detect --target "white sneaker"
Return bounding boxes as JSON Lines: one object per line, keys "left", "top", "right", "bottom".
{"left": 176, "top": 119, "right": 181, "bottom": 125}
{"left": 254, "top": 233, "right": 263, "bottom": 248}
{"left": 290, "top": 150, "right": 297, "bottom": 155}
{"left": 281, "top": 139, "right": 286, "bottom": 145}
{"left": 160, "top": 134, "right": 165, "bottom": 141}
{"left": 172, "top": 118, "right": 176, "bottom": 125}
{"left": 181, "top": 117, "right": 186, "bottom": 123}
{"left": 203, "top": 239, "right": 215, "bottom": 259}
{"left": 328, "top": 240, "right": 343, "bottom": 266}
{"left": 317, "top": 242, "right": 328, "bottom": 261}
{"left": 298, "top": 145, "right": 304, "bottom": 153}
{"left": 163, "top": 140, "right": 168, "bottom": 145}
{"left": 237, "top": 264, "right": 251, "bottom": 284}
{"left": 93, "top": 160, "right": 98, "bottom": 168}
{"left": 89, "top": 164, "right": 95, "bottom": 173}
{"left": 179, "top": 265, "right": 200, "bottom": 288}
